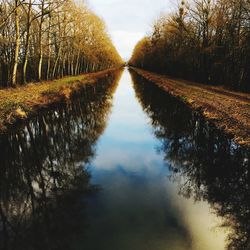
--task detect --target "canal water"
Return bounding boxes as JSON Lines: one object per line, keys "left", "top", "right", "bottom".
{"left": 0, "top": 69, "right": 249, "bottom": 250}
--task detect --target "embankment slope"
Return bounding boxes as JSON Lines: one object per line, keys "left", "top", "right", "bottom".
{"left": 132, "top": 67, "right": 250, "bottom": 147}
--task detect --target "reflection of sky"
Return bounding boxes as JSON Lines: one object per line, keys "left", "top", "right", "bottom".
{"left": 92, "top": 70, "right": 162, "bottom": 171}
{"left": 85, "top": 70, "right": 227, "bottom": 250}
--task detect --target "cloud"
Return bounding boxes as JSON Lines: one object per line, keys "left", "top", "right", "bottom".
{"left": 111, "top": 30, "right": 144, "bottom": 59}
{"left": 88, "top": 0, "right": 174, "bottom": 59}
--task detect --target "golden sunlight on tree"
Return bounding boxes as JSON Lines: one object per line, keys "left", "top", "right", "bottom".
{"left": 129, "top": 0, "right": 250, "bottom": 92}
{"left": 0, "top": 0, "right": 123, "bottom": 87}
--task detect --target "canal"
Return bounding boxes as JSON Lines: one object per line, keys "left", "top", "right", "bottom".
{"left": 0, "top": 69, "right": 249, "bottom": 250}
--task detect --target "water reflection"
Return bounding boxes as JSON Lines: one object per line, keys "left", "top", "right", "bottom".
{"left": 0, "top": 70, "right": 122, "bottom": 250}
{"left": 81, "top": 70, "right": 227, "bottom": 250}
{"left": 131, "top": 70, "right": 250, "bottom": 250}
{"left": 84, "top": 71, "right": 195, "bottom": 250}
{"left": 1, "top": 69, "right": 249, "bottom": 250}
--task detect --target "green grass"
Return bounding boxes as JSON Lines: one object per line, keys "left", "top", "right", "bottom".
{"left": 0, "top": 69, "right": 116, "bottom": 131}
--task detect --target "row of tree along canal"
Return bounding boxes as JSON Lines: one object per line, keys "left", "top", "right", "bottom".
{"left": 0, "top": 0, "right": 123, "bottom": 87}
{"left": 129, "top": 0, "right": 250, "bottom": 93}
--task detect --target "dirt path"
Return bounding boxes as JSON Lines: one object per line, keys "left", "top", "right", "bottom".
{"left": 132, "top": 67, "right": 250, "bottom": 147}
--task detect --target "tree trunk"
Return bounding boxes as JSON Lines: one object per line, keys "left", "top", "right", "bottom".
{"left": 12, "top": 0, "right": 20, "bottom": 86}
{"left": 52, "top": 47, "right": 61, "bottom": 78}
{"left": 22, "top": 0, "right": 32, "bottom": 84}
{"left": 74, "top": 49, "right": 80, "bottom": 75}
{"left": 46, "top": 10, "right": 51, "bottom": 80}
{"left": 38, "top": 1, "right": 45, "bottom": 81}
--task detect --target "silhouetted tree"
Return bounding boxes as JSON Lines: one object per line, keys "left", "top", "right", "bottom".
{"left": 0, "top": 0, "right": 123, "bottom": 87}
{"left": 129, "top": 0, "right": 250, "bottom": 92}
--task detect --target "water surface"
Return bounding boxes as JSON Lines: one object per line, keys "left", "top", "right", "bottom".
{"left": 0, "top": 69, "right": 249, "bottom": 250}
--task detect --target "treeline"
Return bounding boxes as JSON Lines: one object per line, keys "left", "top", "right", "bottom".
{"left": 0, "top": 0, "right": 122, "bottom": 87}
{"left": 129, "top": 0, "right": 250, "bottom": 92}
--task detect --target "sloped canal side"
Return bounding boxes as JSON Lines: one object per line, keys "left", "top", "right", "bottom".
{"left": 131, "top": 67, "right": 250, "bottom": 147}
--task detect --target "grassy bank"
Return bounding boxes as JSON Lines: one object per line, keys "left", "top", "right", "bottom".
{"left": 0, "top": 68, "right": 120, "bottom": 132}
{"left": 131, "top": 67, "right": 250, "bottom": 147}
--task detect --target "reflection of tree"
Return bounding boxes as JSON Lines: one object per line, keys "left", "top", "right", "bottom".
{"left": 0, "top": 70, "right": 122, "bottom": 250}
{"left": 131, "top": 70, "right": 250, "bottom": 250}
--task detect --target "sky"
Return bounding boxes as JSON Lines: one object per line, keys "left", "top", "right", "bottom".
{"left": 88, "top": 0, "right": 174, "bottom": 60}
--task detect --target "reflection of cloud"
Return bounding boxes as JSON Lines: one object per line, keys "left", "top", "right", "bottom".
{"left": 88, "top": 160, "right": 227, "bottom": 250}
{"left": 92, "top": 146, "right": 164, "bottom": 171}
{"left": 85, "top": 166, "right": 193, "bottom": 250}
{"left": 170, "top": 185, "right": 228, "bottom": 250}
